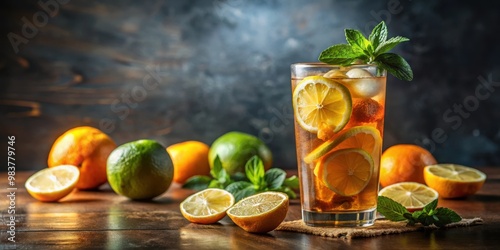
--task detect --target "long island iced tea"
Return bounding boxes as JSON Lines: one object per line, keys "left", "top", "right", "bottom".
{"left": 291, "top": 63, "right": 386, "bottom": 227}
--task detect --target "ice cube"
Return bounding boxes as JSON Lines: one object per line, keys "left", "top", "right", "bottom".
{"left": 346, "top": 68, "right": 373, "bottom": 78}
{"left": 323, "top": 69, "right": 347, "bottom": 78}
{"left": 349, "top": 79, "right": 383, "bottom": 98}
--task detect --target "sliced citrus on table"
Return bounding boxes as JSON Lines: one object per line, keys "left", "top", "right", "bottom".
{"left": 314, "top": 148, "right": 373, "bottom": 196}
{"left": 25, "top": 165, "right": 80, "bottom": 202}
{"left": 304, "top": 126, "right": 381, "bottom": 163}
{"left": 292, "top": 76, "right": 352, "bottom": 140}
{"left": 227, "top": 192, "right": 289, "bottom": 233}
{"left": 378, "top": 182, "right": 439, "bottom": 211}
{"left": 424, "top": 164, "right": 486, "bottom": 198}
{"left": 180, "top": 188, "right": 235, "bottom": 224}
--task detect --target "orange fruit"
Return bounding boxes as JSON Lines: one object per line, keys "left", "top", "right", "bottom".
{"left": 380, "top": 144, "right": 437, "bottom": 187}
{"left": 167, "top": 141, "right": 211, "bottom": 184}
{"left": 25, "top": 165, "right": 80, "bottom": 202}
{"left": 314, "top": 148, "right": 374, "bottom": 196}
{"left": 378, "top": 182, "right": 439, "bottom": 211}
{"left": 227, "top": 192, "right": 289, "bottom": 233}
{"left": 48, "top": 126, "right": 116, "bottom": 190}
{"left": 424, "top": 164, "right": 486, "bottom": 198}
{"left": 180, "top": 188, "right": 235, "bottom": 224}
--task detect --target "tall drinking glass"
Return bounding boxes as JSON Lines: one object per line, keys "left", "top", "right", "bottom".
{"left": 291, "top": 63, "right": 386, "bottom": 227}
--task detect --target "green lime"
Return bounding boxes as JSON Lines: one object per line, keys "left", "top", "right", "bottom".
{"left": 209, "top": 132, "right": 273, "bottom": 175}
{"left": 106, "top": 139, "right": 173, "bottom": 200}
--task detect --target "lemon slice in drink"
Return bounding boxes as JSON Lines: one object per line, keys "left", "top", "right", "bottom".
{"left": 424, "top": 164, "right": 486, "bottom": 198}
{"left": 292, "top": 76, "right": 352, "bottom": 136}
{"left": 25, "top": 165, "right": 80, "bottom": 202}
{"left": 315, "top": 148, "right": 373, "bottom": 196}
{"left": 305, "top": 126, "right": 381, "bottom": 164}
{"left": 180, "top": 188, "right": 235, "bottom": 224}
{"left": 227, "top": 192, "right": 289, "bottom": 233}
{"left": 378, "top": 182, "right": 439, "bottom": 211}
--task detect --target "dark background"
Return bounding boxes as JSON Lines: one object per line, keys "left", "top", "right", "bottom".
{"left": 1, "top": 0, "right": 499, "bottom": 171}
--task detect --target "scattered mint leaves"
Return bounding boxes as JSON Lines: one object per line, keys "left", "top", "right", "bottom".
{"left": 183, "top": 155, "right": 299, "bottom": 201}
{"left": 318, "top": 21, "right": 413, "bottom": 81}
{"left": 377, "top": 196, "right": 462, "bottom": 228}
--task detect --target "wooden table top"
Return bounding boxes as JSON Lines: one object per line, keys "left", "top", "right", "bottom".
{"left": 2, "top": 167, "right": 500, "bottom": 249}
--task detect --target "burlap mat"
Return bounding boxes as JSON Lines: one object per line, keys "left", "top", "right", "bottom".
{"left": 276, "top": 218, "right": 483, "bottom": 239}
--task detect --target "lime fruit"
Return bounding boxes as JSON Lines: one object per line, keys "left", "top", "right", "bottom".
{"left": 107, "top": 139, "right": 174, "bottom": 200}
{"left": 208, "top": 132, "right": 272, "bottom": 175}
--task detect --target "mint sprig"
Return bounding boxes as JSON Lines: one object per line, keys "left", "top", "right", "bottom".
{"left": 319, "top": 21, "right": 413, "bottom": 81}
{"left": 183, "top": 156, "right": 299, "bottom": 201}
{"left": 377, "top": 196, "right": 462, "bottom": 227}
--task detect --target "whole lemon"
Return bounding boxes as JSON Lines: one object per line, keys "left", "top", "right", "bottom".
{"left": 48, "top": 126, "right": 116, "bottom": 190}
{"left": 107, "top": 139, "right": 173, "bottom": 200}
{"left": 208, "top": 132, "right": 272, "bottom": 175}
{"left": 167, "top": 141, "right": 211, "bottom": 184}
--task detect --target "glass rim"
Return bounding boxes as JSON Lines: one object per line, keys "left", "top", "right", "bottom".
{"left": 291, "top": 62, "right": 377, "bottom": 67}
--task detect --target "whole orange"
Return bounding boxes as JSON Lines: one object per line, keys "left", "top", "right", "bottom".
{"left": 380, "top": 144, "right": 437, "bottom": 187}
{"left": 166, "top": 141, "right": 211, "bottom": 184}
{"left": 48, "top": 126, "right": 116, "bottom": 190}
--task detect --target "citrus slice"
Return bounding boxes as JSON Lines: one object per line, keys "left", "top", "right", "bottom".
{"left": 25, "top": 165, "right": 80, "bottom": 202}
{"left": 180, "top": 188, "right": 235, "bottom": 224}
{"left": 304, "top": 126, "right": 381, "bottom": 163}
{"left": 226, "top": 192, "right": 289, "bottom": 233}
{"left": 292, "top": 76, "right": 352, "bottom": 137}
{"left": 314, "top": 148, "right": 373, "bottom": 196}
{"left": 378, "top": 182, "right": 439, "bottom": 211}
{"left": 424, "top": 164, "right": 486, "bottom": 198}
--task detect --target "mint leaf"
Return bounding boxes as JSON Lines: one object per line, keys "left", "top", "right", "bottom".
{"left": 245, "top": 156, "right": 265, "bottom": 187}
{"left": 375, "top": 36, "right": 409, "bottom": 55}
{"left": 274, "top": 186, "right": 297, "bottom": 199}
{"left": 318, "top": 44, "right": 364, "bottom": 65}
{"left": 264, "top": 168, "right": 286, "bottom": 189}
{"left": 375, "top": 53, "right": 413, "bottom": 81}
{"left": 226, "top": 181, "right": 256, "bottom": 202}
{"left": 283, "top": 176, "right": 299, "bottom": 189}
{"left": 345, "top": 29, "right": 370, "bottom": 53}
{"left": 182, "top": 175, "right": 212, "bottom": 190}
{"left": 208, "top": 179, "right": 222, "bottom": 189}
{"left": 369, "top": 21, "right": 387, "bottom": 52}
{"left": 377, "top": 196, "right": 410, "bottom": 221}
{"left": 211, "top": 155, "right": 223, "bottom": 179}
{"left": 231, "top": 172, "right": 248, "bottom": 182}
{"left": 433, "top": 208, "right": 462, "bottom": 227}
{"left": 423, "top": 199, "right": 438, "bottom": 214}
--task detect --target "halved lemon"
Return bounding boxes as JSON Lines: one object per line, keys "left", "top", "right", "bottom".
{"left": 227, "top": 192, "right": 289, "bottom": 233}
{"left": 25, "top": 165, "right": 80, "bottom": 202}
{"left": 304, "top": 126, "right": 381, "bottom": 163}
{"left": 424, "top": 164, "right": 486, "bottom": 198}
{"left": 378, "top": 182, "right": 438, "bottom": 211}
{"left": 180, "top": 188, "right": 235, "bottom": 224}
{"left": 314, "top": 148, "right": 373, "bottom": 196}
{"left": 292, "top": 76, "right": 352, "bottom": 138}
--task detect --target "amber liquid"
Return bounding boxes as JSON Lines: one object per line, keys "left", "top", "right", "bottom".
{"left": 292, "top": 67, "right": 386, "bottom": 226}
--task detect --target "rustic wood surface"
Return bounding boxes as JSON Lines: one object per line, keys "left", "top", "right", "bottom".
{"left": 1, "top": 168, "right": 500, "bottom": 249}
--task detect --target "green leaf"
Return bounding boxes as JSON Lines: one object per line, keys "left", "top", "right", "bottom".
{"left": 377, "top": 196, "right": 410, "bottom": 221}
{"left": 264, "top": 168, "right": 286, "bottom": 189}
{"left": 182, "top": 175, "right": 212, "bottom": 190}
{"left": 283, "top": 175, "right": 299, "bottom": 189}
{"left": 345, "top": 29, "right": 370, "bottom": 53}
{"left": 245, "top": 156, "right": 266, "bottom": 187}
{"left": 375, "top": 53, "right": 413, "bottom": 81}
{"left": 226, "top": 181, "right": 256, "bottom": 202}
{"left": 375, "top": 36, "right": 409, "bottom": 55}
{"left": 423, "top": 199, "right": 438, "bottom": 214}
{"left": 231, "top": 172, "right": 248, "bottom": 182}
{"left": 211, "top": 155, "right": 223, "bottom": 179}
{"left": 208, "top": 179, "right": 222, "bottom": 189}
{"left": 433, "top": 208, "right": 462, "bottom": 227}
{"left": 318, "top": 44, "right": 364, "bottom": 65}
{"left": 273, "top": 186, "right": 297, "bottom": 199}
{"left": 369, "top": 21, "right": 387, "bottom": 52}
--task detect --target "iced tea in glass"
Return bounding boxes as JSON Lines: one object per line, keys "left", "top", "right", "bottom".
{"left": 291, "top": 63, "right": 386, "bottom": 227}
